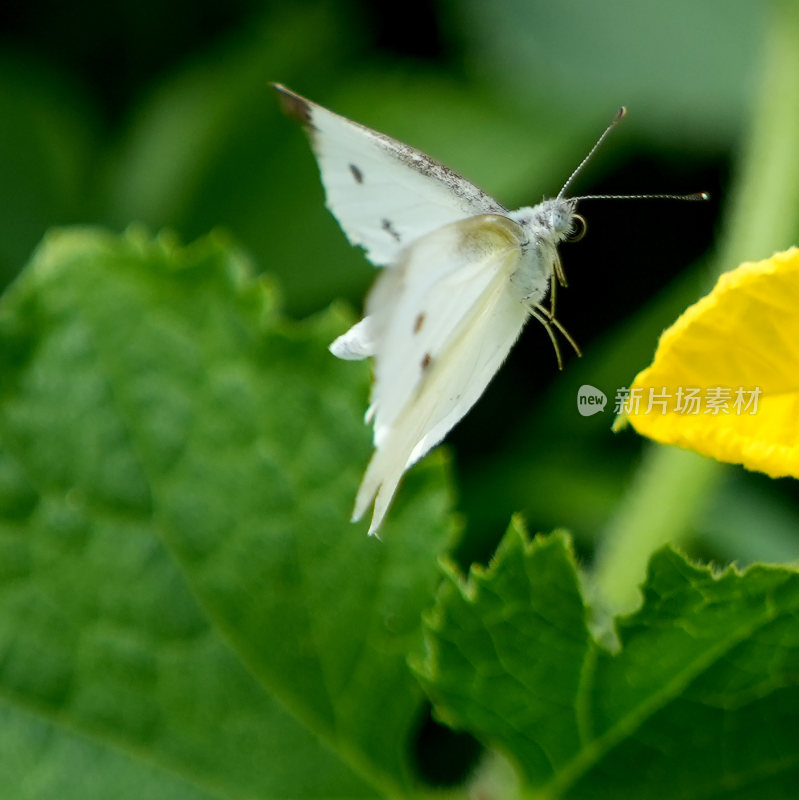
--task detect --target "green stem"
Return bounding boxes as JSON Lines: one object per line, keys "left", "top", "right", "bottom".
{"left": 592, "top": 0, "right": 799, "bottom": 616}
{"left": 718, "top": 0, "right": 799, "bottom": 267}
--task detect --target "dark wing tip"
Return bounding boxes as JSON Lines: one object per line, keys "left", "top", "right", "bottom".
{"left": 271, "top": 83, "right": 313, "bottom": 126}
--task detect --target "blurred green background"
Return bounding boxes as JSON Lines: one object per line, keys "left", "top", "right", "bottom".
{"left": 3, "top": 0, "right": 798, "bottom": 571}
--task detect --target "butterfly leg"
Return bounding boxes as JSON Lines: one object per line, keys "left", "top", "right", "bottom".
{"left": 533, "top": 304, "right": 582, "bottom": 362}
{"left": 553, "top": 251, "right": 568, "bottom": 288}
{"left": 530, "top": 307, "right": 564, "bottom": 370}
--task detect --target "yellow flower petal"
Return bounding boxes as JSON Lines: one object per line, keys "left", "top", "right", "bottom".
{"left": 620, "top": 247, "right": 799, "bottom": 478}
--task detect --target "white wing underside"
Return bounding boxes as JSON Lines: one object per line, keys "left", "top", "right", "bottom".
{"left": 351, "top": 215, "right": 530, "bottom": 534}
{"left": 273, "top": 84, "right": 506, "bottom": 266}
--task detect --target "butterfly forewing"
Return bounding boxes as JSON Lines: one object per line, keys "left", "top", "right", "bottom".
{"left": 273, "top": 84, "right": 506, "bottom": 266}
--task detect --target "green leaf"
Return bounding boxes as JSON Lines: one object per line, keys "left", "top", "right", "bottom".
{"left": 416, "top": 520, "right": 799, "bottom": 798}
{"left": 0, "top": 227, "right": 454, "bottom": 798}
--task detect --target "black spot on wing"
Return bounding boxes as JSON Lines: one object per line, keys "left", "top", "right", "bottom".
{"left": 421, "top": 353, "right": 432, "bottom": 370}
{"left": 414, "top": 313, "right": 426, "bottom": 334}
{"left": 382, "top": 218, "right": 401, "bottom": 242}
{"left": 349, "top": 164, "right": 364, "bottom": 183}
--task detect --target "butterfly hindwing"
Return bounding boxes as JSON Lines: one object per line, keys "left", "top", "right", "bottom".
{"left": 273, "top": 83, "right": 506, "bottom": 266}
{"left": 353, "top": 214, "right": 531, "bottom": 533}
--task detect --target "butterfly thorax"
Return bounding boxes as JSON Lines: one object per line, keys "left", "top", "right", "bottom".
{"left": 506, "top": 198, "right": 578, "bottom": 303}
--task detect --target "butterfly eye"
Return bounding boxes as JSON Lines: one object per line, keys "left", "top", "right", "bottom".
{"left": 566, "top": 214, "right": 587, "bottom": 242}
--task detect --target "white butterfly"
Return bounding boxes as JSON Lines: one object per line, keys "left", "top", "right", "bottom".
{"left": 273, "top": 84, "right": 706, "bottom": 535}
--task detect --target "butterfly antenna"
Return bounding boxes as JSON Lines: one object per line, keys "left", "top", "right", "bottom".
{"left": 572, "top": 191, "right": 711, "bottom": 202}
{"left": 557, "top": 106, "right": 627, "bottom": 199}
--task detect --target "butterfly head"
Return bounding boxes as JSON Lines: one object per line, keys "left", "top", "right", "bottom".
{"left": 509, "top": 198, "right": 582, "bottom": 244}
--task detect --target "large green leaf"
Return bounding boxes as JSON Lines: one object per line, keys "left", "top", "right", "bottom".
{"left": 416, "top": 520, "right": 799, "bottom": 798}
{"left": 0, "top": 227, "right": 454, "bottom": 798}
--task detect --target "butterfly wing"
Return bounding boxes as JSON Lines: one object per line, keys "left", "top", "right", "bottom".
{"left": 352, "top": 214, "right": 533, "bottom": 534}
{"left": 273, "top": 84, "right": 507, "bottom": 266}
